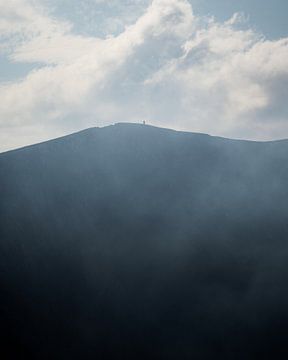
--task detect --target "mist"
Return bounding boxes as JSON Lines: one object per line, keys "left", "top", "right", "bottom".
{"left": 1, "top": 123, "right": 288, "bottom": 358}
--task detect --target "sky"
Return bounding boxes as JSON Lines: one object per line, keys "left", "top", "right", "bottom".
{"left": 0, "top": 0, "right": 288, "bottom": 152}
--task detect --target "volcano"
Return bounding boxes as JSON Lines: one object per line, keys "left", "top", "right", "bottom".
{"left": 1, "top": 123, "right": 288, "bottom": 359}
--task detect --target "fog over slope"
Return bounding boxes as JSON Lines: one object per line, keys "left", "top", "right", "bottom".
{"left": 1, "top": 123, "right": 288, "bottom": 359}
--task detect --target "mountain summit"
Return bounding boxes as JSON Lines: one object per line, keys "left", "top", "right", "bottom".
{"left": 1, "top": 123, "right": 288, "bottom": 359}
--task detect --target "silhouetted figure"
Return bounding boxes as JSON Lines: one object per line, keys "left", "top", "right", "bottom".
{"left": 143, "top": 120, "right": 146, "bottom": 125}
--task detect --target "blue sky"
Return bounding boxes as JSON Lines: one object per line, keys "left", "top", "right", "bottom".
{"left": 193, "top": 0, "right": 288, "bottom": 39}
{"left": 0, "top": 0, "right": 288, "bottom": 151}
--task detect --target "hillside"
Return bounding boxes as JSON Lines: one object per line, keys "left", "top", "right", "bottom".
{"left": 1, "top": 123, "right": 288, "bottom": 359}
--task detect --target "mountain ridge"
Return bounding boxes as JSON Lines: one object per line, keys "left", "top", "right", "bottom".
{"left": 2, "top": 122, "right": 288, "bottom": 156}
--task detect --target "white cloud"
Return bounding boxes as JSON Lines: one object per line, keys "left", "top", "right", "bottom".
{"left": 0, "top": 0, "right": 288, "bottom": 151}
{"left": 0, "top": 0, "right": 70, "bottom": 48}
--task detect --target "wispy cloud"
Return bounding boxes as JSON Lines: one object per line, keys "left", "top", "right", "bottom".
{"left": 0, "top": 0, "right": 288, "bottom": 151}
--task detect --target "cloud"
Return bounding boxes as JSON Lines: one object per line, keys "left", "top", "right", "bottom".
{"left": 0, "top": 0, "right": 288, "bottom": 151}
{"left": 0, "top": 0, "right": 70, "bottom": 49}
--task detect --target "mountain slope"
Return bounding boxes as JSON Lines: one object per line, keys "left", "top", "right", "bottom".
{"left": 1, "top": 123, "right": 288, "bottom": 359}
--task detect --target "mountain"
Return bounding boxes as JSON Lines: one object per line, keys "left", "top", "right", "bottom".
{"left": 1, "top": 123, "right": 288, "bottom": 359}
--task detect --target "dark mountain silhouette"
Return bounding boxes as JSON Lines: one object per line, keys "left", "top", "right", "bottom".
{"left": 1, "top": 123, "right": 288, "bottom": 359}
